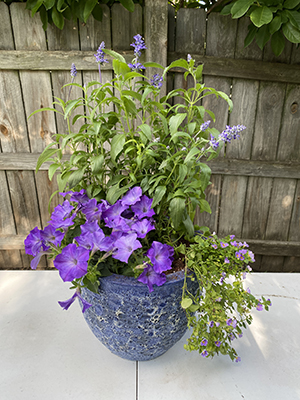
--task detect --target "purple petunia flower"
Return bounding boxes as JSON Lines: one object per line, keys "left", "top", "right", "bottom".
{"left": 131, "top": 218, "right": 155, "bottom": 238}
{"left": 54, "top": 243, "right": 90, "bottom": 282}
{"left": 102, "top": 200, "right": 127, "bottom": 222}
{"left": 40, "top": 224, "right": 65, "bottom": 247}
{"left": 120, "top": 187, "right": 142, "bottom": 206}
{"left": 131, "top": 195, "right": 155, "bottom": 219}
{"left": 137, "top": 264, "right": 166, "bottom": 292}
{"left": 113, "top": 233, "right": 142, "bottom": 263}
{"left": 147, "top": 241, "right": 174, "bottom": 273}
{"left": 49, "top": 200, "right": 76, "bottom": 229}
{"left": 24, "top": 227, "right": 44, "bottom": 257}
{"left": 150, "top": 74, "right": 163, "bottom": 89}
{"left": 81, "top": 220, "right": 101, "bottom": 234}
{"left": 58, "top": 288, "right": 92, "bottom": 313}
{"left": 81, "top": 198, "right": 106, "bottom": 223}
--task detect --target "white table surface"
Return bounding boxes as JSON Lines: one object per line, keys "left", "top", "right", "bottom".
{"left": 0, "top": 271, "right": 299, "bottom": 400}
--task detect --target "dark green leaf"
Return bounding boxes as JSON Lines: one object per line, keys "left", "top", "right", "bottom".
{"left": 83, "top": 0, "right": 98, "bottom": 23}
{"left": 269, "top": 15, "right": 282, "bottom": 33}
{"left": 255, "top": 25, "right": 271, "bottom": 49}
{"left": 68, "top": 168, "right": 85, "bottom": 189}
{"left": 271, "top": 30, "right": 286, "bottom": 55}
{"left": 282, "top": 21, "right": 300, "bottom": 42}
{"left": 52, "top": 6, "right": 64, "bottom": 30}
{"left": 220, "top": 2, "right": 234, "bottom": 15}
{"left": 110, "top": 133, "right": 126, "bottom": 164}
{"left": 199, "top": 199, "right": 211, "bottom": 214}
{"left": 244, "top": 23, "right": 258, "bottom": 47}
{"left": 182, "top": 214, "right": 195, "bottom": 238}
{"left": 152, "top": 185, "right": 167, "bottom": 208}
{"left": 250, "top": 6, "right": 273, "bottom": 27}
{"left": 43, "top": 0, "right": 55, "bottom": 10}
{"left": 283, "top": 0, "right": 300, "bottom": 9}
{"left": 122, "top": 96, "right": 137, "bottom": 115}
{"left": 92, "top": 4, "right": 103, "bottom": 21}
{"left": 106, "top": 184, "right": 131, "bottom": 204}
{"left": 184, "top": 147, "right": 200, "bottom": 164}
{"left": 286, "top": 10, "right": 300, "bottom": 29}
{"left": 31, "top": 0, "right": 43, "bottom": 16}
{"left": 39, "top": 5, "right": 48, "bottom": 30}
{"left": 231, "top": 0, "right": 255, "bottom": 19}
{"left": 198, "top": 162, "right": 212, "bottom": 190}
{"left": 169, "top": 197, "right": 186, "bottom": 229}
{"left": 119, "top": 0, "right": 135, "bottom": 12}
{"left": 90, "top": 154, "right": 104, "bottom": 174}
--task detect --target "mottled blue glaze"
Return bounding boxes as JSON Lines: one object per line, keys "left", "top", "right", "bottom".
{"left": 80, "top": 271, "right": 198, "bottom": 361}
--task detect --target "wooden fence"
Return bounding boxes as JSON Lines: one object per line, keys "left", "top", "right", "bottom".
{"left": 0, "top": 0, "right": 299, "bottom": 271}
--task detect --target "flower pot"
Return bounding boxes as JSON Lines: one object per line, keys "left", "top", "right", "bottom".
{"left": 80, "top": 270, "right": 197, "bottom": 361}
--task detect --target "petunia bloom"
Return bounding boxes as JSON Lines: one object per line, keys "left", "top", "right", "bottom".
{"left": 54, "top": 243, "right": 90, "bottom": 282}
{"left": 147, "top": 241, "right": 174, "bottom": 273}
{"left": 58, "top": 288, "right": 92, "bottom": 313}
{"left": 137, "top": 264, "right": 166, "bottom": 292}
{"left": 131, "top": 195, "right": 155, "bottom": 219}
{"left": 113, "top": 233, "right": 142, "bottom": 263}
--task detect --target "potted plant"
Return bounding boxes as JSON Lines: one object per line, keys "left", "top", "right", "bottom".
{"left": 24, "top": 35, "right": 271, "bottom": 362}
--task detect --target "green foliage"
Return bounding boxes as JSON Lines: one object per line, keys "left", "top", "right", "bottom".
{"left": 1, "top": 0, "right": 142, "bottom": 30}
{"left": 32, "top": 50, "right": 233, "bottom": 245}
{"left": 220, "top": 0, "right": 300, "bottom": 55}
{"left": 179, "top": 233, "right": 271, "bottom": 361}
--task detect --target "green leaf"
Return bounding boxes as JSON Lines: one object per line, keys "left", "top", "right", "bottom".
{"left": 64, "top": 99, "right": 81, "bottom": 119}
{"left": 152, "top": 185, "right": 167, "bottom": 208}
{"left": 83, "top": 0, "right": 98, "bottom": 23}
{"left": 52, "top": 6, "right": 64, "bottom": 30}
{"left": 255, "top": 25, "right": 271, "bottom": 49}
{"left": 31, "top": 0, "right": 43, "bottom": 16}
{"left": 283, "top": 0, "right": 300, "bottom": 9}
{"left": 110, "top": 133, "right": 126, "bottom": 164}
{"left": 244, "top": 23, "right": 258, "bottom": 47}
{"left": 181, "top": 297, "right": 193, "bottom": 309}
{"left": 48, "top": 163, "right": 60, "bottom": 181}
{"left": 199, "top": 199, "right": 212, "bottom": 214}
{"left": 163, "top": 59, "right": 188, "bottom": 77}
{"left": 57, "top": 0, "right": 66, "bottom": 12}
{"left": 269, "top": 15, "right": 282, "bottom": 33}
{"left": 90, "top": 154, "right": 104, "bottom": 174}
{"left": 113, "top": 59, "right": 131, "bottom": 76}
{"left": 139, "top": 124, "right": 152, "bottom": 142}
{"left": 92, "top": 4, "right": 103, "bottom": 21}
{"left": 220, "top": 2, "right": 234, "bottom": 15}
{"left": 106, "top": 184, "right": 131, "bottom": 204}
{"left": 39, "top": 5, "right": 48, "bottom": 30}
{"left": 68, "top": 168, "right": 85, "bottom": 189}
{"left": 216, "top": 91, "right": 233, "bottom": 112}
{"left": 231, "top": 0, "right": 255, "bottom": 19}
{"left": 286, "top": 10, "right": 300, "bottom": 29}
{"left": 198, "top": 162, "right": 212, "bottom": 190}
{"left": 122, "top": 96, "right": 137, "bottom": 115}
{"left": 271, "top": 30, "right": 286, "bottom": 55}
{"left": 43, "top": 0, "right": 56, "bottom": 10}
{"left": 104, "top": 49, "right": 126, "bottom": 63}
{"left": 282, "top": 21, "right": 300, "bottom": 42}
{"left": 184, "top": 147, "right": 200, "bottom": 164}
{"left": 119, "top": 0, "right": 135, "bottom": 12}
{"left": 36, "top": 147, "right": 58, "bottom": 172}
{"left": 143, "top": 62, "right": 164, "bottom": 69}
{"left": 178, "top": 164, "right": 188, "bottom": 183}
{"left": 182, "top": 214, "right": 195, "bottom": 237}
{"left": 28, "top": 107, "right": 59, "bottom": 119}
{"left": 169, "top": 197, "right": 186, "bottom": 229}
{"left": 169, "top": 113, "right": 187, "bottom": 135}
{"left": 250, "top": 6, "right": 273, "bottom": 27}
{"left": 57, "top": 171, "right": 72, "bottom": 192}
{"left": 195, "top": 64, "right": 203, "bottom": 81}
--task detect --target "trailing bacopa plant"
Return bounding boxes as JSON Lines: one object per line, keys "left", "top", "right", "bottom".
{"left": 25, "top": 34, "right": 271, "bottom": 362}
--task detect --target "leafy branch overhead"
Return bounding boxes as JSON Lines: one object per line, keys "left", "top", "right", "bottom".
{"left": 21, "top": 0, "right": 141, "bottom": 30}
{"left": 220, "top": 0, "right": 300, "bottom": 56}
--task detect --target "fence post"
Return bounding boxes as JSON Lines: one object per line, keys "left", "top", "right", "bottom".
{"left": 144, "top": 0, "right": 168, "bottom": 95}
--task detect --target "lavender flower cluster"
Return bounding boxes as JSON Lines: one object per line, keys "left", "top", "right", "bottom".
{"left": 209, "top": 124, "right": 246, "bottom": 150}
{"left": 128, "top": 34, "right": 146, "bottom": 72}
{"left": 24, "top": 187, "right": 174, "bottom": 311}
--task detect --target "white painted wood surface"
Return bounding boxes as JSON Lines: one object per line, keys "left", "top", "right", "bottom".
{"left": 1, "top": 271, "right": 299, "bottom": 400}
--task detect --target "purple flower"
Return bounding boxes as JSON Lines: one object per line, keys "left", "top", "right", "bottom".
{"left": 49, "top": 200, "right": 76, "bottom": 229}
{"left": 131, "top": 218, "right": 155, "bottom": 238}
{"left": 200, "top": 120, "right": 210, "bottom": 132}
{"left": 24, "top": 227, "right": 44, "bottom": 257}
{"left": 137, "top": 264, "right": 166, "bottom": 292}
{"left": 128, "top": 62, "right": 145, "bottom": 72}
{"left": 113, "top": 233, "right": 142, "bottom": 263}
{"left": 224, "top": 257, "right": 230, "bottom": 264}
{"left": 230, "top": 240, "right": 238, "bottom": 247}
{"left": 209, "top": 321, "right": 214, "bottom": 328}
{"left": 247, "top": 250, "right": 255, "bottom": 262}
{"left": 147, "top": 241, "right": 174, "bottom": 273}
{"left": 41, "top": 224, "right": 65, "bottom": 247}
{"left": 121, "top": 187, "right": 142, "bottom": 206}
{"left": 219, "top": 125, "right": 246, "bottom": 143}
{"left": 200, "top": 339, "right": 208, "bottom": 346}
{"left": 187, "top": 54, "right": 192, "bottom": 62}
{"left": 69, "top": 189, "right": 89, "bottom": 204}
{"left": 94, "top": 41, "right": 108, "bottom": 65}
{"left": 54, "top": 243, "right": 90, "bottom": 282}
{"left": 201, "top": 350, "right": 208, "bottom": 357}
{"left": 130, "top": 34, "right": 147, "bottom": 59}
{"left": 220, "top": 242, "right": 229, "bottom": 248}
{"left": 235, "top": 356, "right": 241, "bottom": 362}
{"left": 58, "top": 288, "right": 92, "bottom": 313}
{"left": 226, "top": 318, "right": 233, "bottom": 326}
{"left": 230, "top": 235, "right": 235, "bottom": 240}
{"left": 267, "top": 298, "right": 272, "bottom": 306}
{"left": 70, "top": 63, "right": 77, "bottom": 78}
{"left": 81, "top": 220, "right": 101, "bottom": 234}
{"left": 211, "top": 244, "right": 218, "bottom": 249}
{"left": 81, "top": 198, "right": 106, "bottom": 222}
{"left": 150, "top": 74, "right": 163, "bottom": 89}
{"left": 246, "top": 287, "right": 251, "bottom": 294}
{"left": 215, "top": 321, "right": 220, "bottom": 327}
{"left": 209, "top": 135, "right": 219, "bottom": 150}
{"left": 215, "top": 341, "right": 221, "bottom": 347}
{"left": 131, "top": 195, "right": 155, "bottom": 219}
{"left": 102, "top": 200, "right": 127, "bottom": 222}
{"left": 256, "top": 301, "right": 263, "bottom": 311}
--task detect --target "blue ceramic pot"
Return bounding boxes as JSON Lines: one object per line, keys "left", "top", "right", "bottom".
{"left": 81, "top": 270, "right": 197, "bottom": 361}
